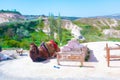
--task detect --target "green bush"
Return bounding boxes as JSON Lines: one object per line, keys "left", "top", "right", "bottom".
{"left": 19, "top": 41, "right": 29, "bottom": 49}
{"left": 4, "top": 40, "right": 20, "bottom": 48}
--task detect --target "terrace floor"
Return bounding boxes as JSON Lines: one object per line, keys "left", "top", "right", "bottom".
{"left": 0, "top": 41, "right": 120, "bottom": 80}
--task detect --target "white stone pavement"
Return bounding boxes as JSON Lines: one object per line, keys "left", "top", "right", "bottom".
{"left": 0, "top": 41, "right": 120, "bottom": 80}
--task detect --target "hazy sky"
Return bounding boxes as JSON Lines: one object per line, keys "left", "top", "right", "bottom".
{"left": 0, "top": 0, "right": 120, "bottom": 17}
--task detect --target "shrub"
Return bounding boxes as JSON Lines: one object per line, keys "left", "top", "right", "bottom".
{"left": 4, "top": 40, "right": 20, "bottom": 48}
{"left": 19, "top": 41, "right": 29, "bottom": 49}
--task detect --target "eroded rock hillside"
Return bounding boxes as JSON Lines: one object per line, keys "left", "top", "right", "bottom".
{"left": 75, "top": 18, "right": 120, "bottom": 38}
{"left": 0, "top": 13, "right": 25, "bottom": 24}
{"left": 1, "top": 11, "right": 120, "bottom": 39}
{"left": 43, "top": 18, "right": 85, "bottom": 40}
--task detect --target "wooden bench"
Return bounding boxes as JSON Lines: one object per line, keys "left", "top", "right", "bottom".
{"left": 56, "top": 51, "right": 85, "bottom": 66}
{"left": 105, "top": 43, "right": 120, "bottom": 67}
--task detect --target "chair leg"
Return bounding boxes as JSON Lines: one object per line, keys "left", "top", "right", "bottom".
{"left": 57, "top": 54, "right": 60, "bottom": 65}
{"left": 106, "top": 43, "right": 110, "bottom": 67}
{"left": 107, "top": 53, "right": 110, "bottom": 67}
{"left": 80, "top": 60, "right": 83, "bottom": 67}
{"left": 80, "top": 55, "right": 84, "bottom": 67}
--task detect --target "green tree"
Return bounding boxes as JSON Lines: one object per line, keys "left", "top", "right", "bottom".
{"left": 57, "top": 14, "right": 62, "bottom": 45}
{"left": 48, "top": 13, "right": 57, "bottom": 40}
{"left": 36, "top": 17, "right": 44, "bottom": 31}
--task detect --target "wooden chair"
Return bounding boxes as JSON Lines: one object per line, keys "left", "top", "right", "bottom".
{"left": 105, "top": 43, "right": 120, "bottom": 67}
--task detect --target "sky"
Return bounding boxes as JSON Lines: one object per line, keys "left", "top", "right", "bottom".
{"left": 0, "top": 0, "right": 120, "bottom": 17}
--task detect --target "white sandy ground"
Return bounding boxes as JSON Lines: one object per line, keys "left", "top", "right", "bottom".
{"left": 0, "top": 41, "right": 120, "bottom": 80}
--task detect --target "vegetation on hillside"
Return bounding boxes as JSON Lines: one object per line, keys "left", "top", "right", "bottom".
{"left": 0, "top": 9, "right": 21, "bottom": 15}
{"left": 73, "top": 21, "right": 106, "bottom": 42}
{"left": 2, "top": 10, "right": 120, "bottom": 50}
{"left": 73, "top": 20, "right": 120, "bottom": 42}
{"left": 0, "top": 13, "right": 73, "bottom": 49}
{"left": 0, "top": 19, "right": 38, "bottom": 49}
